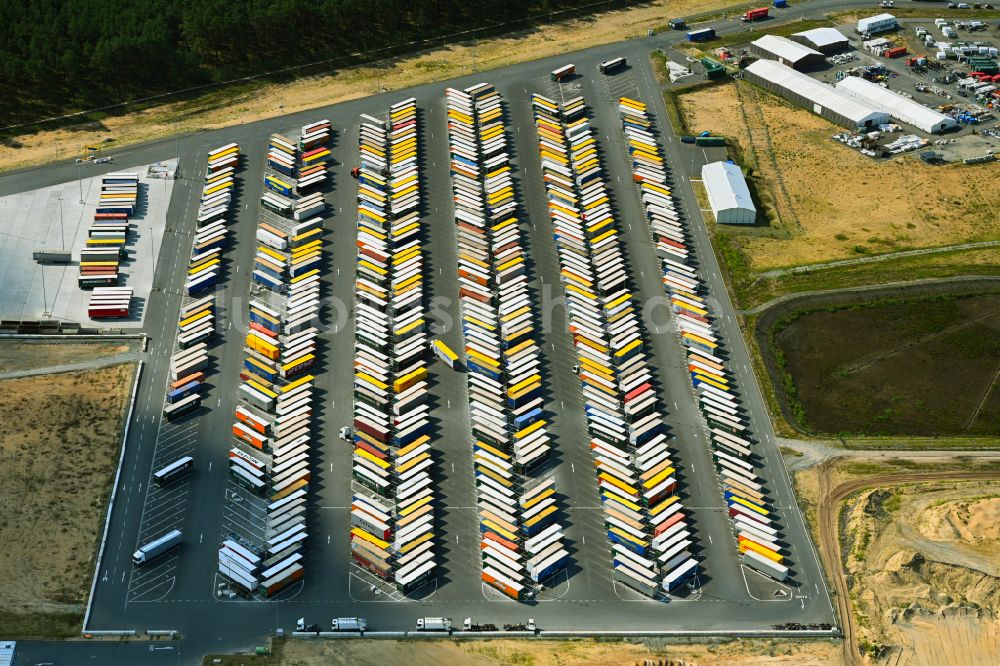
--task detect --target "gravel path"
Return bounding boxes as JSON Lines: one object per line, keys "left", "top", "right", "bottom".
{"left": 757, "top": 241, "right": 1000, "bottom": 280}
{"left": 0, "top": 351, "right": 140, "bottom": 380}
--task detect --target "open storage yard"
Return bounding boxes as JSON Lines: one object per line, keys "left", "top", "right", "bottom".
{"left": 0, "top": 24, "right": 859, "bottom": 662}
{"left": 6, "top": 4, "right": 1000, "bottom": 664}
{"left": 762, "top": 289, "right": 1000, "bottom": 437}
{"left": 0, "top": 360, "right": 135, "bottom": 637}
{"left": 680, "top": 81, "right": 1000, "bottom": 278}
{"left": 0, "top": 163, "right": 174, "bottom": 326}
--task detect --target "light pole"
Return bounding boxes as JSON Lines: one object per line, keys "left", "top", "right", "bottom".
{"left": 77, "top": 159, "right": 84, "bottom": 204}
{"left": 58, "top": 196, "right": 65, "bottom": 250}
{"left": 40, "top": 266, "right": 49, "bottom": 317}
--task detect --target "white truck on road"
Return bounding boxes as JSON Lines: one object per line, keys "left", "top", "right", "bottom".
{"left": 132, "top": 529, "right": 182, "bottom": 566}
{"left": 331, "top": 617, "right": 367, "bottom": 631}
{"left": 416, "top": 617, "right": 452, "bottom": 631}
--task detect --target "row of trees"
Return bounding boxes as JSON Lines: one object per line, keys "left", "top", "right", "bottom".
{"left": 0, "top": 0, "right": 606, "bottom": 128}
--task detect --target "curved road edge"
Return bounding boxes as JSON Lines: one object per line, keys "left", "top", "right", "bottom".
{"left": 82, "top": 360, "right": 144, "bottom": 633}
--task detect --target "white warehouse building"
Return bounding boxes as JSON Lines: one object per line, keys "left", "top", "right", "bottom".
{"left": 750, "top": 35, "right": 825, "bottom": 70}
{"left": 743, "top": 59, "right": 889, "bottom": 130}
{"left": 701, "top": 161, "right": 756, "bottom": 225}
{"left": 835, "top": 76, "right": 958, "bottom": 134}
{"left": 857, "top": 13, "right": 897, "bottom": 35}
{"left": 791, "top": 27, "right": 850, "bottom": 54}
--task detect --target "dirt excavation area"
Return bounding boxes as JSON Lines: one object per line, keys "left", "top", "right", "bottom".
{"left": 794, "top": 459, "right": 1000, "bottom": 665}
{"left": 919, "top": 496, "right": 1000, "bottom": 555}
{"left": 0, "top": 361, "right": 135, "bottom": 637}
{"left": 842, "top": 483, "right": 1000, "bottom": 664}
{"left": 1, "top": 0, "right": 734, "bottom": 173}
{"left": 229, "top": 636, "right": 842, "bottom": 665}
{"left": 680, "top": 81, "right": 1000, "bottom": 272}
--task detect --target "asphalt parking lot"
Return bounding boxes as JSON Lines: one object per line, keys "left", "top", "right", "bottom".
{"left": 0, "top": 29, "right": 842, "bottom": 666}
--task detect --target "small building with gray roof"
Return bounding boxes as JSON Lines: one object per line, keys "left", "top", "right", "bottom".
{"left": 791, "top": 27, "right": 850, "bottom": 54}
{"left": 749, "top": 35, "right": 826, "bottom": 71}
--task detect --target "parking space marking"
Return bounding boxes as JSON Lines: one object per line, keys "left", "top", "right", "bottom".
{"left": 600, "top": 69, "right": 641, "bottom": 105}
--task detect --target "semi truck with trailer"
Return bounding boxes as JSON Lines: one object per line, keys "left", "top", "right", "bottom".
{"left": 133, "top": 529, "right": 182, "bottom": 565}
{"left": 463, "top": 618, "right": 499, "bottom": 631}
{"left": 741, "top": 7, "right": 769, "bottom": 20}
{"left": 686, "top": 28, "right": 716, "bottom": 41}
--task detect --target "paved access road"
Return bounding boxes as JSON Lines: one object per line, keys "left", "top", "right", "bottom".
{"left": 3, "top": 0, "right": 927, "bottom": 662}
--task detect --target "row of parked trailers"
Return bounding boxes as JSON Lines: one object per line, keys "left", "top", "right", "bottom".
{"left": 216, "top": 123, "right": 329, "bottom": 599}
{"left": 616, "top": 97, "right": 788, "bottom": 582}
{"left": 188, "top": 144, "right": 242, "bottom": 295}
{"left": 161, "top": 295, "right": 215, "bottom": 421}
{"left": 253, "top": 213, "right": 325, "bottom": 295}
{"left": 350, "top": 99, "right": 437, "bottom": 594}
{"left": 162, "top": 144, "right": 241, "bottom": 418}
{"left": 265, "top": 121, "right": 331, "bottom": 193}
{"left": 87, "top": 286, "right": 134, "bottom": 319}
{"left": 446, "top": 83, "right": 569, "bottom": 601}
{"left": 255, "top": 125, "right": 330, "bottom": 293}
{"left": 80, "top": 172, "right": 140, "bottom": 290}
{"left": 530, "top": 92, "right": 697, "bottom": 597}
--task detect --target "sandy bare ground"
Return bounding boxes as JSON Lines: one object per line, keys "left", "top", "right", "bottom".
{"left": 680, "top": 81, "right": 1000, "bottom": 271}
{"left": 844, "top": 483, "right": 1000, "bottom": 664}
{"left": 794, "top": 459, "right": 1000, "bottom": 665}
{"left": 891, "top": 608, "right": 1000, "bottom": 666}
{"left": 1, "top": 0, "right": 735, "bottom": 173}
{"left": 0, "top": 340, "right": 134, "bottom": 373}
{"left": 272, "top": 636, "right": 841, "bottom": 665}
{"left": 0, "top": 363, "right": 134, "bottom": 626}
{"left": 918, "top": 496, "right": 1000, "bottom": 549}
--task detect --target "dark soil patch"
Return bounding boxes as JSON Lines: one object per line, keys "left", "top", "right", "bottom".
{"left": 757, "top": 284, "right": 1000, "bottom": 437}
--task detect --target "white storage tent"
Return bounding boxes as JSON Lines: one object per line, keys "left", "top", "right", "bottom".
{"left": 743, "top": 59, "right": 889, "bottom": 130}
{"left": 701, "top": 162, "right": 756, "bottom": 226}
{"left": 835, "top": 76, "right": 957, "bottom": 134}
{"left": 750, "top": 35, "right": 825, "bottom": 70}
{"left": 791, "top": 27, "right": 850, "bottom": 54}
